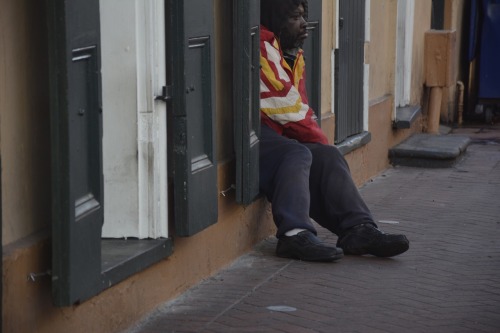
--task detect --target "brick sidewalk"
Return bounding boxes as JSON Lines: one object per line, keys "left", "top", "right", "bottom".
{"left": 126, "top": 133, "right": 500, "bottom": 333}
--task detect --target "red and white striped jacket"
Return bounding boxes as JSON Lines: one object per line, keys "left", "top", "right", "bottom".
{"left": 260, "top": 25, "right": 328, "bottom": 144}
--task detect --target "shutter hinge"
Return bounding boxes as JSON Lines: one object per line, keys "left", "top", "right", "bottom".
{"left": 155, "top": 85, "right": 172, "bottom": 102}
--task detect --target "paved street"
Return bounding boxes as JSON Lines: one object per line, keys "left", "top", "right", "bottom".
{"left": 126, "top": 126, "right": 500, "bottom": 333}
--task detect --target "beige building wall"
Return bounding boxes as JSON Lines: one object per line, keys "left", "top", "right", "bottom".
{"left": 368, "top": 0, "right": 398, "bottom": 101}
{"left": 0, "top": 0, "right": 52, "bottom": 246}
{"left": 412, "top": 1, "right": 433, "bottom": 105}
{"left": 320, "top": 0, "right": 335, "bottom": 113}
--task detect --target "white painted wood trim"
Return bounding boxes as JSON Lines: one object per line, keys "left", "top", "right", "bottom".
{"left": 152, "top": 0, "right": 168, "bottom": 239}
{"left": 137, "top": 0, "right": 168, "bottom": 239}
{"left": 364, "top": 64, "right": 369, "bottom": 131}
{"left": 331, "top": 50, "right": 336, "bottom": 116}
{"left": 395, "top": 0, "right": 414, "bottom": 114}
{"left": 403, "top": 0, "right": 414, "bottom": 105}
{"left": 101, "top": 0, "right": 140, "bottom": 238}
{"left": 395, "top": 0, "right": 405, "bottom": 115}
{"left": 364, "top": 0, "right": 370, "bottom": 131}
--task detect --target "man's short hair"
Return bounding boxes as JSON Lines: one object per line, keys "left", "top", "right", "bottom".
{"left": 260, "top": 0, "right": 309, "bottom": 37}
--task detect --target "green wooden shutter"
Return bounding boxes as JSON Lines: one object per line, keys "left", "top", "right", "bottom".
{"left": 233, "top": 0, "right": 260, "bottom": 205}
{"left": 336, "top": 0, "right": 365, "bottom": 143}
{"left": 168, "top": 0, "right": 218, "bottom": 236}
{"left": 47, "top": 0, "right": 103, "bottom": 306}
{"left": 302, "top": 0, "right": 322, "bottom": 123}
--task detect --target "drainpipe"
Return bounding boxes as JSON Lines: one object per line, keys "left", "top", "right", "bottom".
{"left": 457, "top": 81, "right": 464, "bottom": 126}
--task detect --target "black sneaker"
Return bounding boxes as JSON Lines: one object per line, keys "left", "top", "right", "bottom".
{"left": 276, "top": 230, "right": 344, "bottom": 262}
{"left": 337, "top": 224, "right": 409, "bottom": 257}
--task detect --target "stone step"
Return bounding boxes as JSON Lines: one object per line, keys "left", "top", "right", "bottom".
{"left": 389, "top": 133, "right": 471, "bottom": 168}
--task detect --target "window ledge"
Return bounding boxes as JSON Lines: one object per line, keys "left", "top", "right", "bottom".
{"left": 337, "top": 131, "right": 372, "bottom": 156}
{"left": 393, "top": 105, "right": 421, "bottom": 129}
{"left": 101, "top": 238, "right": 173, "bottom": 288}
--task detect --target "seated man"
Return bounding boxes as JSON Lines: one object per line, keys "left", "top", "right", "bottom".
{"left": 259, "top": 0, "right": 409, "bottom": 261}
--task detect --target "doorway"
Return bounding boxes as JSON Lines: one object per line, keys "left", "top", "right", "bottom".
{"left": 100, "top": 0, "right": 168, "bottom": 239}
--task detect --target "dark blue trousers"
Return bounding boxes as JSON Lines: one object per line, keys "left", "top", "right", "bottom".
{"left": 259, "top": 125, "right": 375, "bottom": 237}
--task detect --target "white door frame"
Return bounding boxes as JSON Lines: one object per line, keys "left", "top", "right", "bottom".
{"left": 364, "top": 0, "right": 370, "bottom": 131}
{"left": 101, "top": 0, "right": 168, "bottom": 239}
{"left": 395, "top": 0, "right": 415, "bottom": 114}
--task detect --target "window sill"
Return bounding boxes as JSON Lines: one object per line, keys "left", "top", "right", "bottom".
{"left": 101, "top": 238, "right": 173, "bottom": 288}
{"left": 393, "top": 105, "right": 421, "bottom": 129}
{"left": 337, "top": 131, "right": 372, "bottom": 156}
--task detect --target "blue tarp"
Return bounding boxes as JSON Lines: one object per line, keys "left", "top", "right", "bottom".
{"left": 470, "top": 0, "right": 500, "bottom": 100}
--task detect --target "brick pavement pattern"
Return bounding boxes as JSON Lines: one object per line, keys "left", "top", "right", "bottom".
{"left": 126, "top": 136, "right": 500, "bottom": 333}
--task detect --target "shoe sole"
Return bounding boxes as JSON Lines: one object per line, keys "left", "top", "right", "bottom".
{"left": 343, "top": 241, "right": 409, "bottom": 257}
{"left": 276, "top": 251, "right": 344, "bottom": 262}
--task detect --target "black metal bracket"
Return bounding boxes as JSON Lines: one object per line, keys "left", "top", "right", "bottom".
{"left": 155, "top": 85, "right": 172, "bottom": 102}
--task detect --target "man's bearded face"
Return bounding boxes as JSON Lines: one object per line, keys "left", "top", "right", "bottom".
{"left": 279, "top": 4, "right": 308, "bottom": 50}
